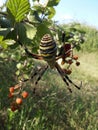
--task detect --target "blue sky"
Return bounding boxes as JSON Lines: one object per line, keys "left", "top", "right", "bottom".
{"left": 0, "top": 0, "right": 98, "bottom": 29}
{"left": 54, "top": 0, "right": 98, "bottom": 28}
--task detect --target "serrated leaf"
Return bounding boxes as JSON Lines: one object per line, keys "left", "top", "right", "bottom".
{"left": 7, "top": 0, "right": 30, "bottom": 22}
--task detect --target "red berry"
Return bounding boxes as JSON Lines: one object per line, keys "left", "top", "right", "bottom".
{"left": 22, "top": 91, "right": 29, "bottom": 98}
{"left": 9, "top": 87, "right": 14, "bottom": 93}
{"left": 73, "top": 55, "right": 78, "bottom": 60}
{"left": 8, "top": 93, "right": 13, "bottom": 98}
{"left": 11, "top": 105, "right": 17, "bottom": 112}
{"left": 10, "top": 102, "right": 18, "bottom": 112}
{"left": 67, "top": 59, "right": 73, "bottom": 64}
{"left": 16, "top": 98, "right": 22, "bottom": 105}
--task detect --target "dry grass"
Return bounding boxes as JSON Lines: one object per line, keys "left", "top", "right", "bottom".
{"left": 78, "top": 52, "right": 98, "bottom": 79}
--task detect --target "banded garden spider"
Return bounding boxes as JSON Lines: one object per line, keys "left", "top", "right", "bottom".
{"left": 22, "top": 32, "right": 82, "bottom": 92}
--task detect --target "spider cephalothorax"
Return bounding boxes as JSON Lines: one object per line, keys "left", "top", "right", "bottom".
{"left": 23, "top": 33, "right": 82, "bottom": 92}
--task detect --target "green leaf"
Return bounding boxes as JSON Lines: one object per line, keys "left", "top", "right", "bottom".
{"left": 33, "top": 11, "right": 42, "bottom": 22}
{"left": 23, "top": 74, "right": 29, "bottom": 80}
{"left": 47, "top": 0, "right": 60, "bottom": 7}
{"left": 0, "top": 36, "right": 4, "bottom": 41}
{"left": 32, "top": 0, "right": 38, "bottom": 2}
{"left": 24, "top": 23, "right": 37, "bottom": 40}
{"left": 0, "top": 28, "right": 13, "bottom": 37}
{"left": 16, "top": 63, "right": 22, "bottom": 69}
{"left": 4, "top": 39, "right": 16, "bottom": 45}
{"left": 15, "top": 23, "right": 27, "bottom": 43}
{"left": 76, "top": 45, "right": 81, "bottom": 51}
{"left": 15, "top": 70, "right": 20, "bottom": 75}
{"left": 6, "top": 0, "right": 30, "bottom": 22}
{"left": 0, "top": 18, "right": 11, "bottom": 28}
{"left": 37, "top": 23, "right": 51, "bottom": 38}
{"left": 0, "top": 41, "right": 8, "bottom": 49}
{"left": 27, "top": 12, "right": 41, "bottom": 23}
{"left": 14, "top": 23, "right": 37, "bottom": 44}
{"left": 48, "top": 7, "right": 56, "bottom": 19}
{"left": 0, "top": 39, "right": 15, "bottom": 49}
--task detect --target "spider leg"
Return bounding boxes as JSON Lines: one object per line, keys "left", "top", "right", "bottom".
{"left": 55, "top": 62, "right": 72, "bottom": 92}
{"left": 55, "top": 62, "right": 82, "bottom": 92}
{"left": 64, "top": 75, "right": 82, "bottom": 89}
{"left": 19, "top": 67, "right": 42, "bottom": 83}
{"left": 18, "top": 40, "right": 42, "bottom": 60}
{"left": 25, "top": 48, "right": 43, "bottom": 60}
{"left": 35, "top": 65, "right": 48, "bottom": 85}
{"left": 62, "top": 77, "right": 72, "bottom": 93}
{"left": 31, "top": 66, "right": 42, "bottom": 79}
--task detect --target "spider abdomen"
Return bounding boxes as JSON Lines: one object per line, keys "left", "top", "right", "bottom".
{"left": 39, "top": 34, "right": 57, "bottom": 68}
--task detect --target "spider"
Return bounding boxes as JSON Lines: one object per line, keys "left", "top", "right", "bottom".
{"left": 19, "top": 32, "right": 82, "bottom": 92}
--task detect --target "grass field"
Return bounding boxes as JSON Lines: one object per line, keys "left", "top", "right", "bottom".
{"left": 0, "top": 51, "right": 98, "bottom": 130}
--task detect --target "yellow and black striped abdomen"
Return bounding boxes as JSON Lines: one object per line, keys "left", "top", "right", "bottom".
{"left": 39, "top": 34, "right": 57, "bottom": 68}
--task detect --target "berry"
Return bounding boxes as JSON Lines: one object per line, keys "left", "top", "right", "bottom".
{"left": 9, "top": 87, "right": 14, "bottom": 93}
{"left": 22, "top": 91, "right": 29, "bottom": 98}
{"left": 66, "top": 69, "right": 72, "bottom": 75}
{"left": 73, "top": 55, "right": 78, "bottom": 60}
{"left": 11, "top": 105, "right": 17, "bottom": 112}
{"left": 10, "top": 102, "right": 19, "bottom": 112}
{"left": 16, "top": 98, "right": 22, "bottom": 105}
{"left": 8, "top": 93, "right": 13, "bottom": 98}
{"left": 67, "top": 59, "right": 73, "bottom": 64}
{"left": 63, "top": 69, "right": 72, "bottom": 75}
{"left": 76, "top": 61, "right": 80, "bottom": 66}
{"left": 61, "top": 60, "right": 65, "bottom": 65}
